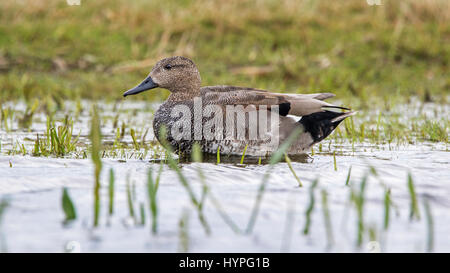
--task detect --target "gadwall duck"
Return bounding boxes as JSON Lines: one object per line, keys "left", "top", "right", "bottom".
{"left": 123, "top": 56, "right": 354, "bottom": 157}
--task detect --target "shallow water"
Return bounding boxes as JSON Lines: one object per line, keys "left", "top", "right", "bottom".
{"left": 0, "top": 101, "right": 449, "bottom": 252}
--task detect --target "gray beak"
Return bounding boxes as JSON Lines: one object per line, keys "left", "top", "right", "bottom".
{"left": 123, "top": 75, "right": 158, "bottom": 97}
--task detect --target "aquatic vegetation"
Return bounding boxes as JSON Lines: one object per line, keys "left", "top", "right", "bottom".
{"left": 284, "top": 153, "right": 302, "bottom": 187}
{"left": 0, "top": 0, "right": 448, "bottom": 253}
{"left": 333, "top": 151, "right": 337, "bottom": 171}
{"left": 0, "top": 198, "right": 9, "bottom": 252}
{"left": 159, "top": 129, "right": 211, "bottom": 235}
{"left": 126, "top": 174, "right": 136, "bottom": 224}
{"left": 1, "top": 107, "right": 12, "bottom": 132}
{"left": 0, "top": 200, "right": 7, "bottom": 220}
{"left": 245, "top": 128, "right": 302, "bottom": 234}
{"left": 18, "top": 99, "right": 38, "bottom": 129}
{"left": 61, "top": 188, "right": 77, "bottom": 223}
{"left": 240, "top": 145, "right": 248, "bottom": 165}
{"left": 321, "top": 189, "right": 334, "bottom": 247}
{"left": 303, "top": 179, "right": 318, "bottom": 235}
{"left": 0, "top": 98, "right": 447, "bottom": 161}
{"left": 154, "top": 162, "right": 163, "bottom": 192}
{"left": 147, "top": 168, "right": 159, "bottom": 234}
{"left": 420, "top": 120, "right": 448, "bottom": 143}
{"left": 216, "top": 147, "right": 221, "bottom": 164}
{"left": 139, "top": 203, "right": 146, "bottom": 226}
{"left": 383, "top": 189, "right": 391, "bottom": 231}
{"left": 165, "top": 148, "right": 199, "bottom": 208}
{"left": 108, "top": 168, "right": 115, "bottom": 217}
{"left": 130, "top": 128, "right": 140, "bottom": 150}
{"left": 351, "top": 173, "right": 368, "bottom": 247}
{"left": 423, "top": 198, "right": 434, "bottom": 253}
{"left": 1, "top": 138, "right": 445, "bottom": 252}
{"left": 178, "top": 209, "right": 190, "bottom": 253}
{"left": 90, "top": 105, "right": 103, "bottom": 227}
{"left": 191, "top": 143, "right": 211, "bottom": 235}
{"left": 30, "top": 117, "right": 80, "bottom": 157}
{"left": 345, "top": 167, "right": 352, "bottom": 186}
{"left": 408, "top": 173, "right": 421, "bottom": 221}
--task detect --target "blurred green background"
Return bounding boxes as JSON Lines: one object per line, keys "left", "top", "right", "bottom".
{"left": 0, "top": 0, "right": 449, "bottom": 108}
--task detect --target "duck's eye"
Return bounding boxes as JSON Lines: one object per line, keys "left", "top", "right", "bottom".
{"left": 164, "top": 64, "right": 173, "bottom": 70}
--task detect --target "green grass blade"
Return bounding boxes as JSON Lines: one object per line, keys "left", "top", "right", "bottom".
{"left": 108, "top": 168, "right": 115, "bottom": 216}
{"left": 345, "top": 166, "right": 352, "bottom": 186}
{"left": 383, "top": 188, "right": 391, "bottom": 230}
{"left": 147, "top": 168, "right": 158, "bottom": 234}
{"left": 355, "top": 173, "right": 368, "bottom": 247}
{"left": 126, "top": 175, "right": 135, "bottom": 223}
{"left": 321, "top": 189, "right": 334, "bottom": 247}
{"left": 423, "top": 198, "right": 434, "bottom": 252}
{"left": 130, "top": 128, "right": 139, "bottom": 150}
{"left": 178, "top": 209, "right": 190, "bottom": 253}
{"left": 62, "top": 187, "right": 77, "bottom": 222}
{"left": 139, "top": 202, "right": 146, "bottom": 226}
{"left": 408, "top": 172, "right": 420, "bottom": 221}
{"left": 303, "top": 179, "right": 318, "bottom": 235}
{"left": 216, "top": 146, "right": 220, "bottom": 164}
{"left": 333, "top": 151, "right": 337, "bottom": 171}
{"left": 240, "top": 144, "right": 248, "bottom": 164}
{"left": 90, "top": 105, "right": 103, "bottom": 227}
{"left": 284, "top": 153, "right": 302, "bottom": 187}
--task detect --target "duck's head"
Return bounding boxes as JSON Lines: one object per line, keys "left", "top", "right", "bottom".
{"left": 123, "top": 56, "right": 201, "bottom": 97}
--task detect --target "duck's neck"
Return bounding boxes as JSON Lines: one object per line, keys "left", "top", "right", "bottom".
{"left": 167, "top": 72, "right": 202, "bottom": 101}
{"left": 168, "top": 86, "right": 201, "bottom": 101}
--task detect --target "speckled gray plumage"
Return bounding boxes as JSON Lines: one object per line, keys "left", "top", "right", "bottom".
{"left": 126, "top": 56, "right": 354, "bottom": 156}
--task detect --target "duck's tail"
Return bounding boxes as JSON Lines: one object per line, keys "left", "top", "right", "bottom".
{"left": 299, "top": 110, "right": 356, "bottom": 143}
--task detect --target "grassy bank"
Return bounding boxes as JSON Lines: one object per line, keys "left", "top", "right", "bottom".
{"left": 0, "top": 0, "right": 449, "bottom": 108}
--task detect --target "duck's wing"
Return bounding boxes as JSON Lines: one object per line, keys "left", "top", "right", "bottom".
{"left": 200, "top": 85, "right": 347, "bottom": 117}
